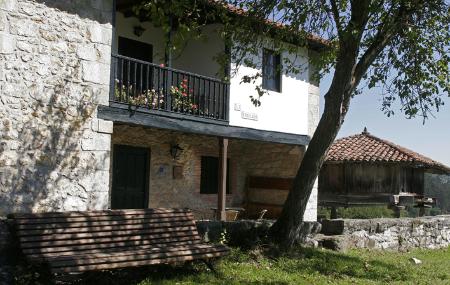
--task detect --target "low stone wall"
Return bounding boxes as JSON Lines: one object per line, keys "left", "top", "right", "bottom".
{"left": 319, "top": 215, "right": 450, "bottom": 251}
{"left": 196, "top": 220, "right": 321, "bottom": 248}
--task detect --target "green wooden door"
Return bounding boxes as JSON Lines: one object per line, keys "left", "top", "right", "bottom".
{"left": 111, "top": 145, "right": 150, "bottom": 209}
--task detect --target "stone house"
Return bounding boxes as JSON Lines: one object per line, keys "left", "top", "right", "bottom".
{"left": 0, "top": 0, "right": 325, "bottom": 221}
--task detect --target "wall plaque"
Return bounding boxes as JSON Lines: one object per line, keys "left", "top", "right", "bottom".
{"left": 241, "top": 111, "right": 258, "bottom": 121}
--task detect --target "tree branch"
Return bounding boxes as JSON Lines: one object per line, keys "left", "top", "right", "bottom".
{"left": 352, "top": 4, "right": 409, "bottom": 87}
{"left": 330, "top": 0, "right": 344, "bottom": 41}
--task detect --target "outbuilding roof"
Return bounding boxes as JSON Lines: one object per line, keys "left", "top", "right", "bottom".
{"left": 326, "top": 128, "right": 450, "bottom": 174}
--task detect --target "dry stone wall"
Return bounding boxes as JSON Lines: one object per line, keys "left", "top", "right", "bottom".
{"left": 0, "top": 0, "right": 114, "bottom": 215}
{"left": 320, "top": 216, "right": 450, "bottom": 251}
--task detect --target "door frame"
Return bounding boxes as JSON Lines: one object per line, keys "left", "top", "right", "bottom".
{"left": 110, "top": 144, "right": 151, "bottom": 209}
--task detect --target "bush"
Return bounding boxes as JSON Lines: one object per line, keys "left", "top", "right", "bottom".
{"left": 318, "top": 206, "right": 396, "bottom": 219}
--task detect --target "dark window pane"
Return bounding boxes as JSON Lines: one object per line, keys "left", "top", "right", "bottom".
{"left": 118, "top": 37, "right": 154, "bottom": 94}
{"left": 262, "top": 49, "right": 281, "bottom": 92}
{"left": 200, "top": 156, "right": 230, "bottom": 194}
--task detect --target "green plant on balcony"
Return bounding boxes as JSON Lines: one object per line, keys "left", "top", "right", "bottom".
{"left": 114, "top": 80, "right": 165, "bottom": 109}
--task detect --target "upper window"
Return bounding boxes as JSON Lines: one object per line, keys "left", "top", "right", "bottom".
{"left": 118, "top": 37, "right": 153, "bottom": 62}
{"left": 200, "top": 156, "right": 231, "bottom": 194}
{"left": 117, "top": 37, "right": 153, "bottom": 93}
{"left": 262, "top": 49, "right": 282, "bottom": 92}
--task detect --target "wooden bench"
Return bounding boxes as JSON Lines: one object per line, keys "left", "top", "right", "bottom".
{"left": 8, "top": 208, "right": 229, "bottom": 274}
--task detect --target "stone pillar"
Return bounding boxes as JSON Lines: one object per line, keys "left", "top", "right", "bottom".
{"left": 217, "top": 138, "right": 228, "bottom": 221}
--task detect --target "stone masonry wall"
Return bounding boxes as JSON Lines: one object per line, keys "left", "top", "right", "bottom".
{"left": 112, "top": 125, "right": 319, "bottom": 220}
{"left": 0, "top": 0, "right": 114, "bottom": 215}
{"left": 320, "top": 216, "right": 450, "bottom": 250}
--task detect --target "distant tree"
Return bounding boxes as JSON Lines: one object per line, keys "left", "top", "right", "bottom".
{"left": 425, "top": 174, "right": 450, "bottom": 214}
{"left": 136, "top": 0, "right": 449, "bottom": 248}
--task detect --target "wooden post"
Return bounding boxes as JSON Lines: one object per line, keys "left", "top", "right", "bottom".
{"left": 330, "top": 207, "right": 338, "bottom": 219}
{"left": 393, "top": 206, "right": 401, "bottom": 218}
{"left": 418, "top": 206, "right": 425, "bottom": 217}
{"left": 217, "top": 138, "right": 228, "bottom": 221}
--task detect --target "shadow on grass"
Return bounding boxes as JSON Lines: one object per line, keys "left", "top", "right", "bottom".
{"left": 68, "top": 261, "right": 284, "bottom": 285}
{"left": 275, "top": 247, "right": 410, "bottom": 283}
{"left": 15, "top": 247, "right": 412, "bottom": 285}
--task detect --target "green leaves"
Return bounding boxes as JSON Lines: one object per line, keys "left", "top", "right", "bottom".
{"left": 363, "top": 0, "right": 450, "bottom": 121}
{"left": 133, "top": 0, "right": 449, "bottom": 120}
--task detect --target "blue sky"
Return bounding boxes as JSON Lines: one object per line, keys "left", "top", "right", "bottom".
{"left": 319, "top": 73, "right": 450, "bottom": 166}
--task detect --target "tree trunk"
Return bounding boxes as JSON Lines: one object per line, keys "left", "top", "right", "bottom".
{"left": 268, "top": 89, "right": 346, "bottom": 247}
{"left": 268, "top": 0, "right": 375, "bottom": 248}
{"left": 264, "top": 0, "right": 410, "bottom": 248}
{"left": 269, "top": 38, "right": 362, "bottom": 248}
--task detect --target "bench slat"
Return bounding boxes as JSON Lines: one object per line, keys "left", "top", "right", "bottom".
{"left": 19, "top": 225, "right": 199, "bottom": 243}
{"left": 20, "top": 230, "right": 199, "bottom": 249}
{"left": 25, "top": 239, "right": 203, "bottom": 256}
{"left": 33, "top": 244, "right": 227, "bottom": 261}
{"left": 17, "top": 220, "right": 197, "bottom": 236}
{"left": 48, "top": 245, "right": 228, "bottom": 269}
{"left": 15, "top": 215, "right": 194, "bottom": 230}
{"left": 12, "top": 212, "right": 194, "bottom": 225}
{"left": 22, "top": 235, "right": 202, "bottom": 255}
{"left": 9, "top": 208, "right": 190, "bottom": 219}
{"left": 51, "top": 250, "right": 229, "bottom": 273}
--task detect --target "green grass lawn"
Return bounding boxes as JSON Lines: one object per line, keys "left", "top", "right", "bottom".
{"left": 77, "top": 246, "right": 450, "bottom": 285}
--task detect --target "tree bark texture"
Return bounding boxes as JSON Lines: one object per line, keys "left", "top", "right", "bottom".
{"left": 269, "top": 0, "right": 375, "bottom": 248}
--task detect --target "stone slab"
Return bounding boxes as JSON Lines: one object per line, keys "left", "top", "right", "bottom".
{"left": 0, "top": 32, "right": 15, "bottom": 54}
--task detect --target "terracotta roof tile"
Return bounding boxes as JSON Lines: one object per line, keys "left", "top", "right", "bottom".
{"left": 326, "top": 128, "right": 450, "bottom": 173}
{"left": 211, "top": 0, "right": 330, "bottom": 48}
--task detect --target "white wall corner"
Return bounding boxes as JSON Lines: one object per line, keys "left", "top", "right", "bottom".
{"left": 303, "top": 179, "right": 318, "bottom": 222}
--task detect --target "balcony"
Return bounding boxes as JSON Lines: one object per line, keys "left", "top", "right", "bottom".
{"left": 109, "top": 54, "right": 230, "bottom": 123}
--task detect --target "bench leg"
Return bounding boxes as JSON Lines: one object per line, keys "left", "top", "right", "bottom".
{"left": 202, "top": 259, "right": 218, "bottom": 274}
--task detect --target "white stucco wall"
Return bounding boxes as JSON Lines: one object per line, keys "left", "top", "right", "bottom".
{"left": 114, "top": 15, "right": 313, "bottom": 136}
{"left": 171, "top": 24, "right": 224, "bottom": 79}
{"left": 114, "top": 13, "right": 223, "bottom": 79}
{"left": 114, "top": 13, "right": 166, "bottom": 63}
{"left": 229, "top": 46, "right": 310, "bottom": 135}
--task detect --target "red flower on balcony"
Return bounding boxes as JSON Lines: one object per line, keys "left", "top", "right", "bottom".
{"left": 170, "top": 79, "right": 197, "bottom": 112}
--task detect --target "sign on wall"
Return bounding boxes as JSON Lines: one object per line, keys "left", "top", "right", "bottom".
{"left": 241, "top": 111, "right": 258, "bottom": 121}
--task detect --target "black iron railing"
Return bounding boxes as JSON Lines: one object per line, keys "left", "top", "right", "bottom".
{"left": 110, "top": 54, "right": 230, "bottom": 121}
